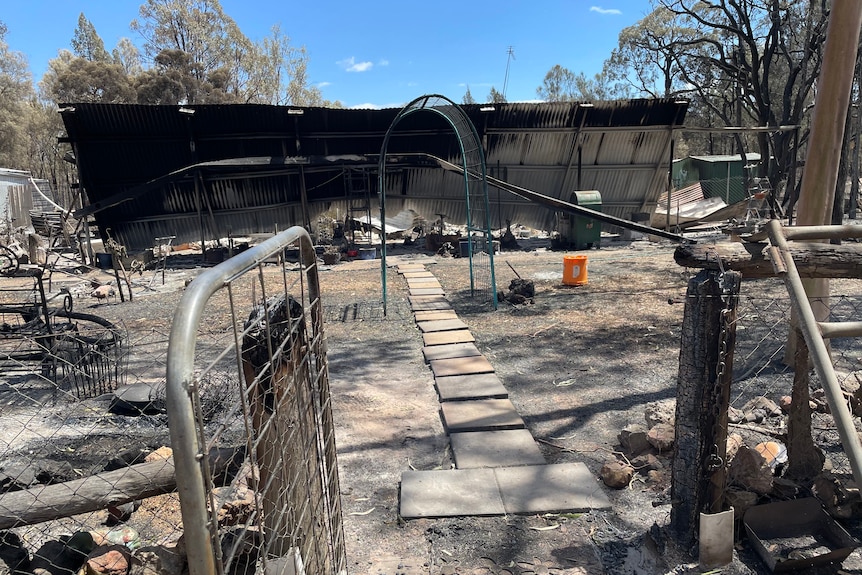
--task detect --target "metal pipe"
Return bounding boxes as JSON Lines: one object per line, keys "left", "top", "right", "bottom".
{"left": 818, "top": 321, "right": 862, "bottom": 339}
{"left": 166, "top": 226, "right": 320, "bottom": 575}
{"left": 767, "top": 219, "right": 862, "bottom": 487}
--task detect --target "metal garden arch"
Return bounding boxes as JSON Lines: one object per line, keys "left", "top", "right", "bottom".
{"left": 378, "top": 94, "right": 497, "bottom": 311}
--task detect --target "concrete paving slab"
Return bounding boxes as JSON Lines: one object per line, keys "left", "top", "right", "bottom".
{"left": 403, "top": 271, "right": 435, "bottom": 279}
{"left": 406, "top": 276, "right": 440, "bottom": 284}
{"left": 430, "top": 356, "right": 494, "bottom": 377}
{"left": 422, "top": 342, "right": 482, "bottom": 362}
{"left": 414, "top": 310, "right": 458, "bottom": 322}
{"left": 423, "top": 330, "right": 474, "bottom": 346}
{"left": 494, "top": 463, "right": 612, "bottom": 514}
{"left": 399, "top": 468, "right": 505, "bottom": 518}
{"left": 417, "top": 319, "right": 469, "bottom": 333}
{"left": 440, "top": 398, "right": 524, "bottom": 431}
{"left": 409, "top": 295, "right": 451, "bottom": 311}
{"left": 407, "top": 280, "right": 441, "bottom": 289}
{"left": 434, "top": 373, "right": 508, "bottom": 401}
{"left": 450, "top": 430, "right": 546, "bottom": 469}
{"left": 397, "top": 264, "right": 426, "bottom": 273}
{"left": 409, "top": 287, "right": 446, "bottom": 296}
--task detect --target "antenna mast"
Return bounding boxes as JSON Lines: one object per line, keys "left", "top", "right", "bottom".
{"left": 502, "top": 46, "right": 515, "bottom": 100}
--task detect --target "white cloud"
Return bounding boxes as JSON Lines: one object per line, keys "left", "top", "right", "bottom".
{"left": 590, "top": 6, "right": 622, "bottom": 14}
{"left": 317, "top": 81, "right": 332, "bottom": 88}
{"left": 378, "top": 59, "right": 390, "bottom": 66}
{"left": 337, "top": 56, "right": 373, "bottom": 72}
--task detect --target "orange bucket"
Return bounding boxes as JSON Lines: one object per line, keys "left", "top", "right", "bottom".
{"left": 562, "top": 255, "right": 588, "bottom": 286}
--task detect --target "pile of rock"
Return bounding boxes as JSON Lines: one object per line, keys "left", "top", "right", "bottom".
{"left": 601, "top": 394, "right": 862, "bottom": 522}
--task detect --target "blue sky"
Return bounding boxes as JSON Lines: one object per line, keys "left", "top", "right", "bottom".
{"left": 3, "top": 0, "right": 653, "bottom": 108}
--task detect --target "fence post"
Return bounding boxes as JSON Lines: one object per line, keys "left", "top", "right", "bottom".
{"left": 671, "top": 269, "right": 740, "bottom": 547}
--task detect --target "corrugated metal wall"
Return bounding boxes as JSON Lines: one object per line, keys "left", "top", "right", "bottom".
{"left": 61, "top": 100, "right": 686, "bottom": 252}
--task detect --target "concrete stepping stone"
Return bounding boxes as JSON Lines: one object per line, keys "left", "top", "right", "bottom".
{"left": 409, "top": 295, "right": 451, "bottom": 311}
{"left": 397, "top": 264, "right": 426, "bottom": 273}
{"left": 450, "top": 430, "right": 546, "bottom": 468}
{"left": 417, "top": 319, "right": 468, "bottom": 333}
{"left": 406, "top": 277, "right": 440, "bottom": 285}
{"left": 399, "top": 468, "right": 504, "bottom": 518}
{"left": 430, "top": 356, "right": 494, "bottom": 377}
{"left": 434, "top": 373, "right": 508, "bottom": 401}
{"left": 409, "top": 287, "right": 445, "bottom": 296}
{"left": 495, "top": 463, "right": 612, "bottom": 513}
{"left": 422, "top": 342, "right": 482, "bottom": 363}
{"left": 423, "top": 330, "right": 473, "bottom": 346}
{"left": 414, "top": 310, "right": 458, "bottom": 322}
{"left": 399, "top": 463, "right": 610, "bottom": 518}
{"left": 440, "top": 398, "right": 524, "bottom": 431}
{"left": 403, "top": 271, "right": 435, "bottom": 279}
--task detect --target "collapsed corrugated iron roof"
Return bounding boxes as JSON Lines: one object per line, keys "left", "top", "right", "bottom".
{"left": 60, "top": 99, "right": 687, "bottom": 252}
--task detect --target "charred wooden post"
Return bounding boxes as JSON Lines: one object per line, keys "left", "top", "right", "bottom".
{"left": 671, "top": 269, "right": 740, "bottom": 548}
{"left": 674, "top": 241, "right": 862, "bottom": 280}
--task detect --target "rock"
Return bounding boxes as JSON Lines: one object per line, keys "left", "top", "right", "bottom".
{"left": 31, "top": 533, "right": 94, "bottom": 575}
{"left": 771, "top": 477, "right": 802, "bottom": 499}
{"left": 130, "top": 546, "right": 186, "bottom": 575}
{"left": 740, "top": 396, "right": 782, "bottom": 418}
{"left": 727, "top": 445, "right": 773, "bottom": 495}
{"left": 104, "top": 449, "right": 148, "bottom": 471}
{"left": 646, "top": 469, "right": 668, "bottom": 486}
{"left": 631, "top": 453, "right": 663, "bottom": 473}
{"left": 644, "top": 400, "right": 675, "bottom": 428}
{"left": 619, "top": 425, "right": 652, "bottom": 457}
{"left": 725, "top": 489, "right": 759, "bottom": 518}
{"left": 86, "top": 545, "right": 131, "bottom": 575}
{"left": 216, "top": 485, "right": 255, "bottom": 526}
{"left": 106, "top": 501, "right": 140, "bottom": 525}
{"left": 600, "top": 460, "right": 634, "bottom": 489}
{"left": 144, "top": 447, "right": 173, "bottom": 462}
{"left": 744, "top": 408, "right": 767, "bottom": 423}
{"left": 727, "top": 406, "right": 744, "bottom": 424}
{"left": 646, "top": 423, "right": 675, "bottom": 453}
{"left": 725, "top": 433, "right": 744, "bottom": 462}
{"left": 0, "top": 459, "right": 39, "bottom": 492}
{"left": 779, "top": 395, "right": 792, "bottom": 413}
{"left": 0, "top": 530, "right": 31, "bottom": 573}
{"left": 109, "top": 383, "right": 165, "bottom": 416}
{"left": 813, "top": 472, "right": 862, "bottom": 519}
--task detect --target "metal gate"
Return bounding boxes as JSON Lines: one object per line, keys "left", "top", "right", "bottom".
{"left": 166, "top": 227, "right": 346, "bottom": 575}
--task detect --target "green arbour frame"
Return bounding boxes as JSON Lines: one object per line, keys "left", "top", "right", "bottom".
{"left": 378, "top": 94, "right": 498, "bottom": 312}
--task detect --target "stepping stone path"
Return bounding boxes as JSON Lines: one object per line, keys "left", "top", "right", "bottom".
{"left": 395, "top": 262, "right": 612, "bottom": 519}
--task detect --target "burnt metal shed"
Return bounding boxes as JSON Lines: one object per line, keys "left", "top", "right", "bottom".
{"left": 60, "top": 99, "right": 687, "bottom": 252}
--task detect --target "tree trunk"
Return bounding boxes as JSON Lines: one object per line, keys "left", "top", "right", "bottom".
{"left": 784, "top": 329, "right": 825, "bottom": 481}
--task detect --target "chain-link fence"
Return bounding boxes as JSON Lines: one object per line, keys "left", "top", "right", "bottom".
{"left": 0, "top": 227, "right": 345, "bottom": 575}
{"left": 729, "top": 277, "right": 862, "bottom": 474}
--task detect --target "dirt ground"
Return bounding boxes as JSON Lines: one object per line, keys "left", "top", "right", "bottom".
{"left": 318, "top": 234, "right": 862, "bottom": 575}
{"left": 5, "top": 231, "right": 862, "bottom": 575}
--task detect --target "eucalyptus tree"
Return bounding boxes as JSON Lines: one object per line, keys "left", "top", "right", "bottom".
{"left": 0, "top": 21, "right": 33, "bottom": 169}
{"left": 651, "top": 1, "right": 828, "bottom": 207}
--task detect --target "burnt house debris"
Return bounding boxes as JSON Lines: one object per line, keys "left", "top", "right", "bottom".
{"left": 59, "top": 100, "right": 687, "bottom": 255}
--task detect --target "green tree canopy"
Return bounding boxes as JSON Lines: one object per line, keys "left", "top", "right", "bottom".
{"left": 0, "top": 21, "right": 35, "bottom": 169}
{"left": 71, "top": 13, "right": 110, "bottom": 62}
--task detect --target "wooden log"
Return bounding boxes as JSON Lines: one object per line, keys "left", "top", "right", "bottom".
{"left": 0, "top": 459, "right": 175, "bottom": 530}
{"left": 674, "top": 241, "right": 862, "bottom": 279}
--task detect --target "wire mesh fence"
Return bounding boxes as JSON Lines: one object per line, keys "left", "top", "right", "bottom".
{"left": 166, "top": 227, "right": 346, "bottom": 575}
{"left": 0, "top": 228, "right": 346, "bottom": 575}
{"left": 729, "top": 277, "right": 862, "bottom": 476}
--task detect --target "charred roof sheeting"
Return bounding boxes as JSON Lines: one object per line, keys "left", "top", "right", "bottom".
{"left": 61, "top": 100, "right": 686, "bottom": 251}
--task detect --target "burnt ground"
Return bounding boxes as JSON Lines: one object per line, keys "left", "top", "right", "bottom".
{"left": 3, "top": 232, "right": 862, "bottom": 574}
